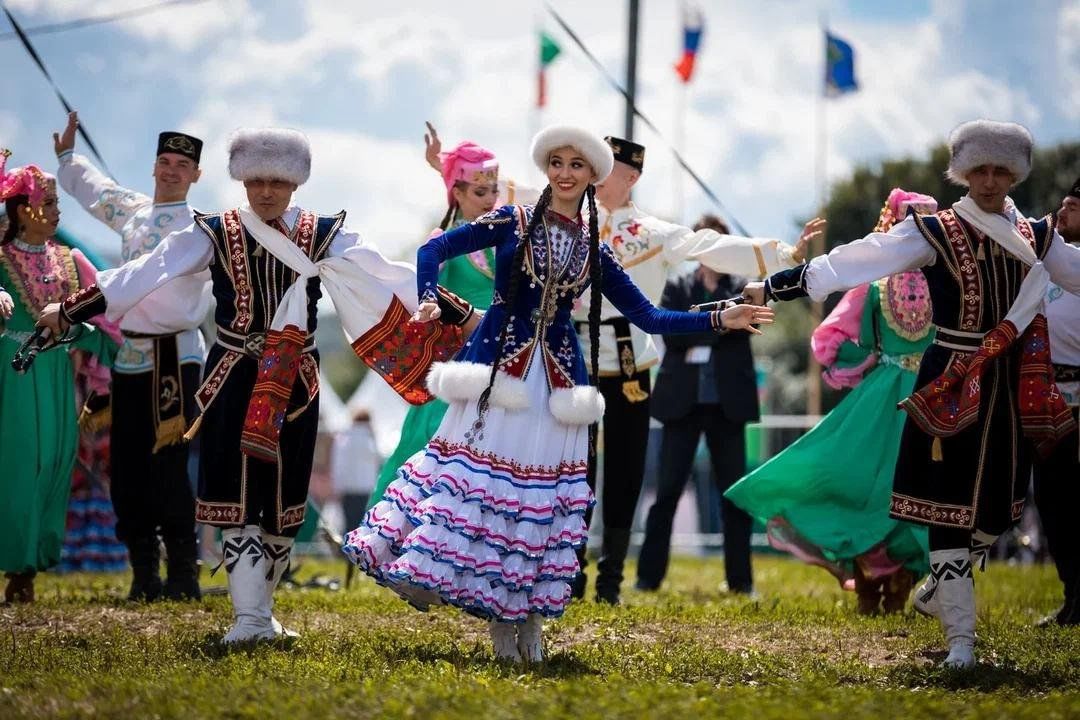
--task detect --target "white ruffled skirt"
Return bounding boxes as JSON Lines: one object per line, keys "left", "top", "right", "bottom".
{"left": 342, "top": 365, "right": 594, "bottom": 622}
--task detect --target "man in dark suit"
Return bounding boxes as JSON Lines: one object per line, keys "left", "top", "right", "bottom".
{"left": 636, "top": 216, "right": 759, "bottom": 594}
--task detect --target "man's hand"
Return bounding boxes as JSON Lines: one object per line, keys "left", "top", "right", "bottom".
{"left": 410, "top": 301, "right": 442, "bottom": 323}
{"left": 0, "top": 290, "right": 13, "bottom": 320}
{"left": 793, "top": 217, "right": 826, "bottom": 263}
{"left": 36, "top": 302, "right": 69, "bottom": 335}
{"left": 424, "top": 121, "right": 442, "bottom": 173}
{"left": 720, "top": 303, "right": 775, "bottom": 335}
{"left": 53, "top": 111, "right": 78, "bottom": 157}
{"left": 742, "top": 282, "right": 766, "bottom": 306}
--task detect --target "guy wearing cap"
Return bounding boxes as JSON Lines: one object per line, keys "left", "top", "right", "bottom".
{"left": 39, "top": 127, "right": 475, "bottom": 645}
{"left": 1032, "top": 175, "right": 1080, "bottom": 628}
{"left": 570, "top": 135, "right": 824, "bottom": 605}
{"left": 55, "top": 111, "right": 209, "bottom": 603}
{"left": 744, "top": 120, "right": 1080, "bottom": 668}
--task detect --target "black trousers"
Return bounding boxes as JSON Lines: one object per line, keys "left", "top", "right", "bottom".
{"left": 1033, "top": 408, "right": 1080, "bottom": 607}
{"left": 637, "top": 405, "right": 753, "bottom": 591}
{"left": 109, "top": 363, "right": 200, "bottom": 545}
{"left": 587, "top": 370, "right": 653, "bottom": 531}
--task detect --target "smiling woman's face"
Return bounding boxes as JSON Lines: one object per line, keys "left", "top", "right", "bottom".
{"left": 545, "top": 146, "right": 595, "bottom": 208}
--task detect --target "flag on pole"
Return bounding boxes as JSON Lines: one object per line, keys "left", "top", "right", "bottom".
{"left": 674, "top": 5, "right": 704, "bottom": 83}
{"left": 538, "top": 31, "right": 561, "bottom": 107}
{"left": 824, "top": 31, "right": 858, "bottom": 96}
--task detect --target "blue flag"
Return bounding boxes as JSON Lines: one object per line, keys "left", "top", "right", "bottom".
{"left": 825, "top": 31, "right": 857, "bottom": 96}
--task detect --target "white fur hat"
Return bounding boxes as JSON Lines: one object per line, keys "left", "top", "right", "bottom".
{"left": 946, "top": 120, "right": 1033, "bottom": 187}
{"left": 530, "top": 125, "right": 614, "bottom": 184}
{"left": 227, "top": 127, "right": 311, "bottom": 186}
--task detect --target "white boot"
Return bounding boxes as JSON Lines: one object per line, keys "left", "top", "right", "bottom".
{"left": 489, "top": 621, "right": 521, "bottom": 662}
{"left": 221, "top": 526, "right": 276, "bottom": 644}
{"left": 969, "top": 530, "right": 998, "bottom": 572}
{"left": 516, "top": 613, "right": 544, "bottom": 663}
{"left": 262, "top": 532, "right": 299, "bottom": 640}
{"left": 931, "top": 548, "right": 976, "bottom": 669}
{"left": 912, "top": 572, "right": 938, "bottom": 618}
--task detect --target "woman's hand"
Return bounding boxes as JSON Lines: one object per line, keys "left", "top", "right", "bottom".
{"left": 424, "top": 121, "right": 442, "bottom": 173}
{"left": 720, "top": 303, "right": 774, "bottom": 335}
{"left": 36, "top": 302, "right": 70, "bottom": 334}
{"left": 0, "top": 290, "right": 13, "bottom": 319}
{"left": 410, "top": 302, "right": 442, "bottom": 323}
{"left": 793, "top": 217, "right": 826, "bottom": 263}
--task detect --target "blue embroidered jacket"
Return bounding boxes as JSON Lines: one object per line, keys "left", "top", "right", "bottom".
{"left": 417, "top": 204, "right": 720, "bottom": 390}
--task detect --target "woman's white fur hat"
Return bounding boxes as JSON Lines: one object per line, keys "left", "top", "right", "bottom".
{"left": 228, "top": 127, "right": 311, "bottom": 186}
{"left": 946, "top": 120, "right": 1033, "bottom": 187}
{"left": 530, "top": 125, "right": 614, "bottom": 183}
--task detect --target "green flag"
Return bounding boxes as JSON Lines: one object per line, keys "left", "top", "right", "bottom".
{"left": 540, "top": 31, "right": 561, "bottom": 66}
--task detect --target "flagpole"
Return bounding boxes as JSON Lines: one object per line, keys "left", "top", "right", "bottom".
{"left": 807, "top": 13, "right": 828, "bottom": 418}
{"left": 625, "top": 0, "right": 640, "bottom": 142}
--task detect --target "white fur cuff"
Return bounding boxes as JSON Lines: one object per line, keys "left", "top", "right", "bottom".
{"left": 548, "top": 385, "right": 605, "bottom": 426}
{"left": 426, "top": 361, "right": 530, "bottom": 410}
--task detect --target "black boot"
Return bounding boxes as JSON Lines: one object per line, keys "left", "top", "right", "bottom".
{"left": 570, "top": 545, "right": 588, "bottom": 600}
{"left": 594, "top": 528, "right": 631, "bottom": 605}
{"left": 162, "top": 533, "right": 202, "bottom": 601}
{"left": 126, "top": 535, "right": 163, "bottom": 602}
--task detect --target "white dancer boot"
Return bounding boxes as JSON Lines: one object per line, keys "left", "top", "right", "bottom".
{"left": 913, "top": 572, "right": 939, "bottom": 617}
{"left": 489, "top": 621, "right": 521, "bottom": 662}
{"left": 931, "top": 548, "right": 976, "bottom": 669}
{"left": 969, "top": 530, "right": 998, "bottom": 572}
{"left": 262, "top": 532, "right": 299, "bottom": 640}
{"left": 516, "top": 613, "right": 544, "bottom": 663}
{"left": 221, "top": 526, "right": 276, "bottom": 644}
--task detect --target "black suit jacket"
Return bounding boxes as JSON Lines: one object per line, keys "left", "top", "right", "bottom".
{"left": 650, "top": 271, "right": 761, "bottom": 424}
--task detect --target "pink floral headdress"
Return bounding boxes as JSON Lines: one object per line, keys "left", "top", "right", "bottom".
{"left": 440, "top": 141, "right": 498, "bottom": 205}
{"left": 0, "top": 150, "right": 50, "bottom": 208}
{"left": 873, "top": 188, "right": 938, "bottom": 233}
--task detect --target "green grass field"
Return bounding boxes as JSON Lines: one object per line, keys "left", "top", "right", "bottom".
{"left": 2, "top": 555, "right": 1077, "bottom": 719}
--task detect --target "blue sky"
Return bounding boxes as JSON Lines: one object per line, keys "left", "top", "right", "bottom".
{"left": 2, "top": 0, "right": 1078, "bottom": 264}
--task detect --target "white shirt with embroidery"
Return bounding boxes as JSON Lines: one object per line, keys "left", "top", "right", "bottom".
{"left": 1046, "top": 258, "right": 1080, "bottom": 406}
{"left": 57, "top": 151, "right": 210, "bottom": 372}
{"left": 574, "top": 201, "right": 800, "bottom": 374}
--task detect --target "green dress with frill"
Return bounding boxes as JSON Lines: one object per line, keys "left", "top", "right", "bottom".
{"left": 369, "top": 217, "right": 496, "bottom": 506}
{"left": 725, "top": 274, "right": 933, "bottom": 579}
{"left": 0, "top": 239, "right": 117, "bottom": 573}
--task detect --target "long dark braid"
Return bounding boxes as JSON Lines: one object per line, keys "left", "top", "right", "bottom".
{"left": 475, "top": 185, "right": 554, "bottom": 420}
{"left": 585, "top": 184, "right": 602, "bottom": 485}
{"left": 438, "top": 202, "right": 457, "bottom": 231}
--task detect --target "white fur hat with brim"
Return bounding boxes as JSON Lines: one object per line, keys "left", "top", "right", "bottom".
{"left": 228, "top": 127, "right": 311, "bottom": 186}
{"left": 946, "top": 119, "right": 1033, "bottom": 187}
{"left": 530, "top": 125, "right": 614, "bottom": 184}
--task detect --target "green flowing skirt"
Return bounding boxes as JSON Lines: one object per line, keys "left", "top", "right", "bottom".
{"left": 369, "top": 399, "right": 449, "bottom": 509}
{"left": 0, "top": 338, "right": 80, "bottom": 573}
{"left": 725, "top": 363, "right": 929, "bottom": 578}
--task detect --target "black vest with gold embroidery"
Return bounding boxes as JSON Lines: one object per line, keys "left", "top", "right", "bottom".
{"left": 193, "top": 209, "right": 344, "bottom": 335}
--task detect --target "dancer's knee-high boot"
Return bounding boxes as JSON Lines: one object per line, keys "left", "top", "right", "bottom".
{"left": 929, "top": 548, "right": 976, "bottom": 669}
{"left": 221, "top": 526, "right": 275, "bottom": 644}
{"left": 262, "top": 532, "right": 299, "bottom": 639}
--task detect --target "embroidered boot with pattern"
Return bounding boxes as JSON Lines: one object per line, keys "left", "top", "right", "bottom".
{"left": 262, "top": 532, "right": 299, "bottom": 640}
{"left": 126, "top": 535, "right": 163, "bottom": 602}
{"left": 489, "top": 621, "right": 521, "bottom": 661}
{"left": 969, "top": 530, "right": 997, "bottom": 573}
{"left": 516, "top": 613, "right": 544, "bottom": 663}
{"left": 221, "top": 526, "right": 276, "bottom": 645}
{"left": 930, "top": 549, "right": 976, "bottom": 669}
{"left": 913, "top": 570, "right": 939, "bottom": 618}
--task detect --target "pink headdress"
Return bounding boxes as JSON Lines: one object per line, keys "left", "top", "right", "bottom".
{"left": 874, "top": 188, "right": 938, "bottom": 233}
{"left": 0, "top": 151, "right": 51, "bottom": 208}
{"left": 440, "top": 141, "right": 498, "bottom": 205}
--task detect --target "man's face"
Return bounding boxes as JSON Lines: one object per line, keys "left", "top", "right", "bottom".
{"left": 965, "top": 164, "right": 1015, "bottom": 214}
{"left": 1057, "top": 196, "right": 1080, "bottom": 242}
{"left": 152, "top": 153, "right": 200, "bottom": 201}
{"left": 595, "top": 161, "right": 639, "bottom": 210}
{"left": 244, "top": 178, "right": 297, "bottom": 221}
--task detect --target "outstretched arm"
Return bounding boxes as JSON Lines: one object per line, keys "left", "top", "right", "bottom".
{"left": 598, "top": 244, "right": 773, "bottom": 335}
{"left": 658, "top": 217, "right": 825, "bottom": 279}
{"left": 54, "top": 111, "right": 151, "bottom": 234}
{"left": 416, "top": 205, "right": 514, "bottom": 305}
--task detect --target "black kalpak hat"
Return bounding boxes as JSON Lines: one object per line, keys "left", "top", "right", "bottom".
{"left": 157, "top": 132, "right": 203, "bottom": 164}
{"left": 604, "top": 136, "right": 645, "bottom": 172}
{"left": 1069, "top": 175, "right": 1080, "bottom": 200}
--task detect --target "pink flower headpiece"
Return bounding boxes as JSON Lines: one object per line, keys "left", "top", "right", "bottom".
{"left": 0, "top": 151, "right": 50, "bottom": 209}
{"left": 440, "top": 141, "right": 498, "bottom": 205}
{"left": 874, "top": 188, "right": 938, "bottom": 233}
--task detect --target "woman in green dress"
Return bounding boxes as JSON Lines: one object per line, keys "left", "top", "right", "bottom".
{"left": 725, "top": 189, "right": 937, "bottom": 614}
{"left": 0, "top": 159, "right": 117, "bottom": 602}
{"left": 366, "top": 131, "right": 531, "bottom": 511}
